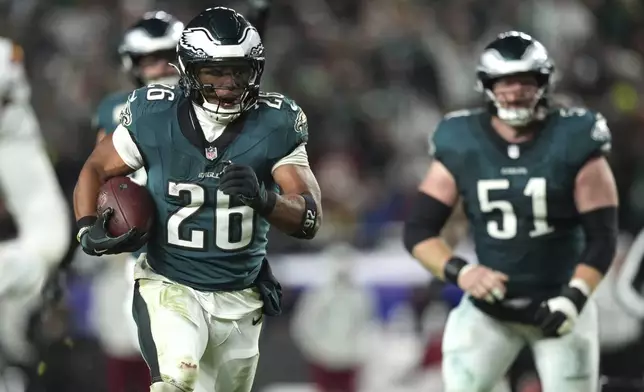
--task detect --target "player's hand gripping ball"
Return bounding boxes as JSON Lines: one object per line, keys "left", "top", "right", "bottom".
{"left": 78, "top": 177, "right": 154, "bottom": 256}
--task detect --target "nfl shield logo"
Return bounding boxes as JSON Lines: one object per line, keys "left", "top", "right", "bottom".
{"left": 205, "top": 146, "right": 217, "bottom": 160}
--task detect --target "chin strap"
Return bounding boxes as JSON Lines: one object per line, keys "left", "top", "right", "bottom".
{"left": 196, "top": 99, "right": 241, "bottom": 124}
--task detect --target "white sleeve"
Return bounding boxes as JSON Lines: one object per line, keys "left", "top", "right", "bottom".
{"left": 271, "top": 143, "right": 310, "bottom": 173}
{"left": 0, "top": 105, "right": 70, "bottom": 268}
{"left": 112, "top": 124, "right": 144, "bottom": 170}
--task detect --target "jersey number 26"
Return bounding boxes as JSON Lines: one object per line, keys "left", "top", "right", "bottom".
{"left": 166, "top": 182, "right": 254, "bottom": 251}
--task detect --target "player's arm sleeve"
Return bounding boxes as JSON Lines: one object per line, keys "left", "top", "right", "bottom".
{"left": 271, "top": 104, "right": 310, "bottom": 172}
{"left": 112, "top": 124, "right": 144, "bottom": 170}
{"left": 271, "top": 143, "right": 309, "bottom": 173}
{"left": 0, "top": 102, "right": 70, "bottom": 268}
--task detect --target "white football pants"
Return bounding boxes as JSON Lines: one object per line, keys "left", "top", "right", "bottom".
{"left": 132, "top": 269, "right": 263, "bottom": 392}
{"left": 442, "top": 297, "right": 599, "bottom": 392}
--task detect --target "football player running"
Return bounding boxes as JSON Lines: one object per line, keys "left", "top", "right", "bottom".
{"left": 0, "top": 38, "right": 70, "bottom": 387}
{"left": 75, "top": 7, "right": 321, "bottom": 392}
{"left": 403, "top": 31, "right": 618, "bottom": 392}
{"left": 90, "top": 3, "right": 272, "bottom": 359}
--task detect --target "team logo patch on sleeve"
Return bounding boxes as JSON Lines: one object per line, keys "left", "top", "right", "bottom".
{"left": 294, "top": 109, "right": 307, "bottom": 133}
{"left": 119, "top": 100, "right": 133, "bottom": 127}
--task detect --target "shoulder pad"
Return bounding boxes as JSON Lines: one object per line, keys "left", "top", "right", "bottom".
{"left": 430, "top": 109, "right": 482, "bottom": 156}
{"left": 119, "top": 84, "right": 181, "bottom": 130}
{"left": 428, "top": 109, "right": 482, "bottom": 179}
{"left": 256, "top": 92, "right": 308, "bottom": 145}
{"left": 558, "top": 107, "right": 611, "bottom": 167}
{"left": 255, "top": 92, "right": 308, "bottom": 162}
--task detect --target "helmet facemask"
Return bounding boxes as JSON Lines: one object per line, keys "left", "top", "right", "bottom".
{"left": 480, "top": 72, "right": 550, "bottom": 127}
{"left": 179, "top": 56, "right": 264, "bottom": 123}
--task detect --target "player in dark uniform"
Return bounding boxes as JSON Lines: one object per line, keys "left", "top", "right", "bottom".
{"left": 74, "top": 7, "right": 321, "bottom": 392}
{"left": 403, "top": 31, "right": 618, "bottom": 392}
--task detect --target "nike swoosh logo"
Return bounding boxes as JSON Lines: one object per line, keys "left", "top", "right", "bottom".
{"left": 252, "top": 315, "right": 263, "bottom": 325}
{"left": 128, "top": 93, "right": 137, "bottom": 102}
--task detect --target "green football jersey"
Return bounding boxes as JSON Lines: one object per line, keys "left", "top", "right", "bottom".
{"left": 93, "top": 91, "right": 131, "bottom": 135}
{"left": 432, "top": 107, "right": 611, "bottom": 298}
{"left": 120, "top": 84, "right": 308, "bottom": 291}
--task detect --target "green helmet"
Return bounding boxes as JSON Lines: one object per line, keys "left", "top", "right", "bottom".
{"left": 177, "top": 7, "right": 265, "bottom": 121}
{"left": 476, "top": 31, "right": 555, "bottom": 126}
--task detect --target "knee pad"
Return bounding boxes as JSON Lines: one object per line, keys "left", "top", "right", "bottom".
{"left": 150, "top": 381, "right": 187, "bottom": 392}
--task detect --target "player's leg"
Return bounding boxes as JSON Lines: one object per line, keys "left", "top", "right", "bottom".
{"left": 530, "top": 299, "right": 599, "bottom": 392}
{"left": 197, "top": 309, "right": 264, "bottom": 392}
{"left": 442, "top": 298, "right": 524, "bottom": 392}
{"left": 133, "top": 278, "right": 209, "bottom": 392}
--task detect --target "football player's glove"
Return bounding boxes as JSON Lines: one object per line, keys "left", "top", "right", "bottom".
{"left": 535, "top": 280, "right": 589, "bottom": 337}
{"left": 219, "top": 163, "right": 276, "bottom": 216}
{"left": 77, "top": 208, "right": 145, "bottom": 256}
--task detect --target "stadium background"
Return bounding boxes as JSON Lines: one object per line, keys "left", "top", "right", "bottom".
{"left": 2, "top": 0, "right": 644, "bottom": 391}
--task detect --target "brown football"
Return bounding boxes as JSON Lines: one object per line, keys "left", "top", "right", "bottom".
{"left": 96, "top": 177, "right": 155, "bottom": 237}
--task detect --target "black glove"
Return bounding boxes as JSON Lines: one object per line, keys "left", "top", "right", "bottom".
{"left": 534, "top": 284, "right": 588, "bottom": 337}
{"left": 219, "top": 163, "right": 276, "bottom": 215}
{"left": 77, "top": 208, "right": 146, "bottom": 256}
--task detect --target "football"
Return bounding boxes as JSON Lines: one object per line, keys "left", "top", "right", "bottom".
{"left": 96, "top": 177, "right": 155, "bottom": 237}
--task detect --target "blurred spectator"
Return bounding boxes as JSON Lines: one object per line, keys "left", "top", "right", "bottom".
{"left": 291, "top": 244, "right": 376, "bottom": 392}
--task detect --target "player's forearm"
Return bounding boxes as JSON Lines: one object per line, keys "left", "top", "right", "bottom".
{"left": 411, "top": 237, "right": 453, "bottom": 280}
{"left": 73, "top": 163, "right": 104, "bottom": 220}
{"left": 571, "top": 264, "right": 604, "bottom": 293}
{"left": 265, "top": 193, "right": 322, "bottom": 238}
{"left": 570, "top": 206, "right": 618, "bottom": 294}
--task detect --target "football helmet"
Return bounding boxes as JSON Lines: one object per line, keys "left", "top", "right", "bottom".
{"left": 118, "top": 11, "right": 184, "bottom": 86}
{"left": 176, "top": 7, "right": 265, "bottom": 122}
{"left": 476, "top": 31, "right": 554, "bottom": 127}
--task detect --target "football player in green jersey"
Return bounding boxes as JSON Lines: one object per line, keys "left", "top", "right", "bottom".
{"left": 74, "top": 7, "right": 321, "bottom": 392}
{"left": 404, "top": 31, "right": 618, "bottom": 392}
{"left": 94, "top": 11, "right": 184, "bottom": 146}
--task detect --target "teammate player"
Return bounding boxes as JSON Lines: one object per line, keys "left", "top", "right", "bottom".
{"left": 75, "top": 7, "right": 321, "bottom": 392}
{"left": 0, "top": 38, "right": 70, "bottom": 388}
{"left": 403, "top": 31, "right": 618, "bottom": 392}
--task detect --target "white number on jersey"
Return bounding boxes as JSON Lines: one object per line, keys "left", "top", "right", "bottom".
{"left": 166, "top": 182, "right": 255, "bottom": 251}
{"left": 477, "top": 177, "right": 555, "bottom": 240}
{"left": 146, "top": 84, "right": 175, "bottom": 101}
{"left": 257, "top": 92, "right": 284, "bottom": 109}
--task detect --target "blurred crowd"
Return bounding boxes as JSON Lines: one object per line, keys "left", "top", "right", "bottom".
{"left": 2, "top": 0, "right": 644, "bottom": 242}
{"left": 2, "top": 0, "right": 644, "bottom": 391}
